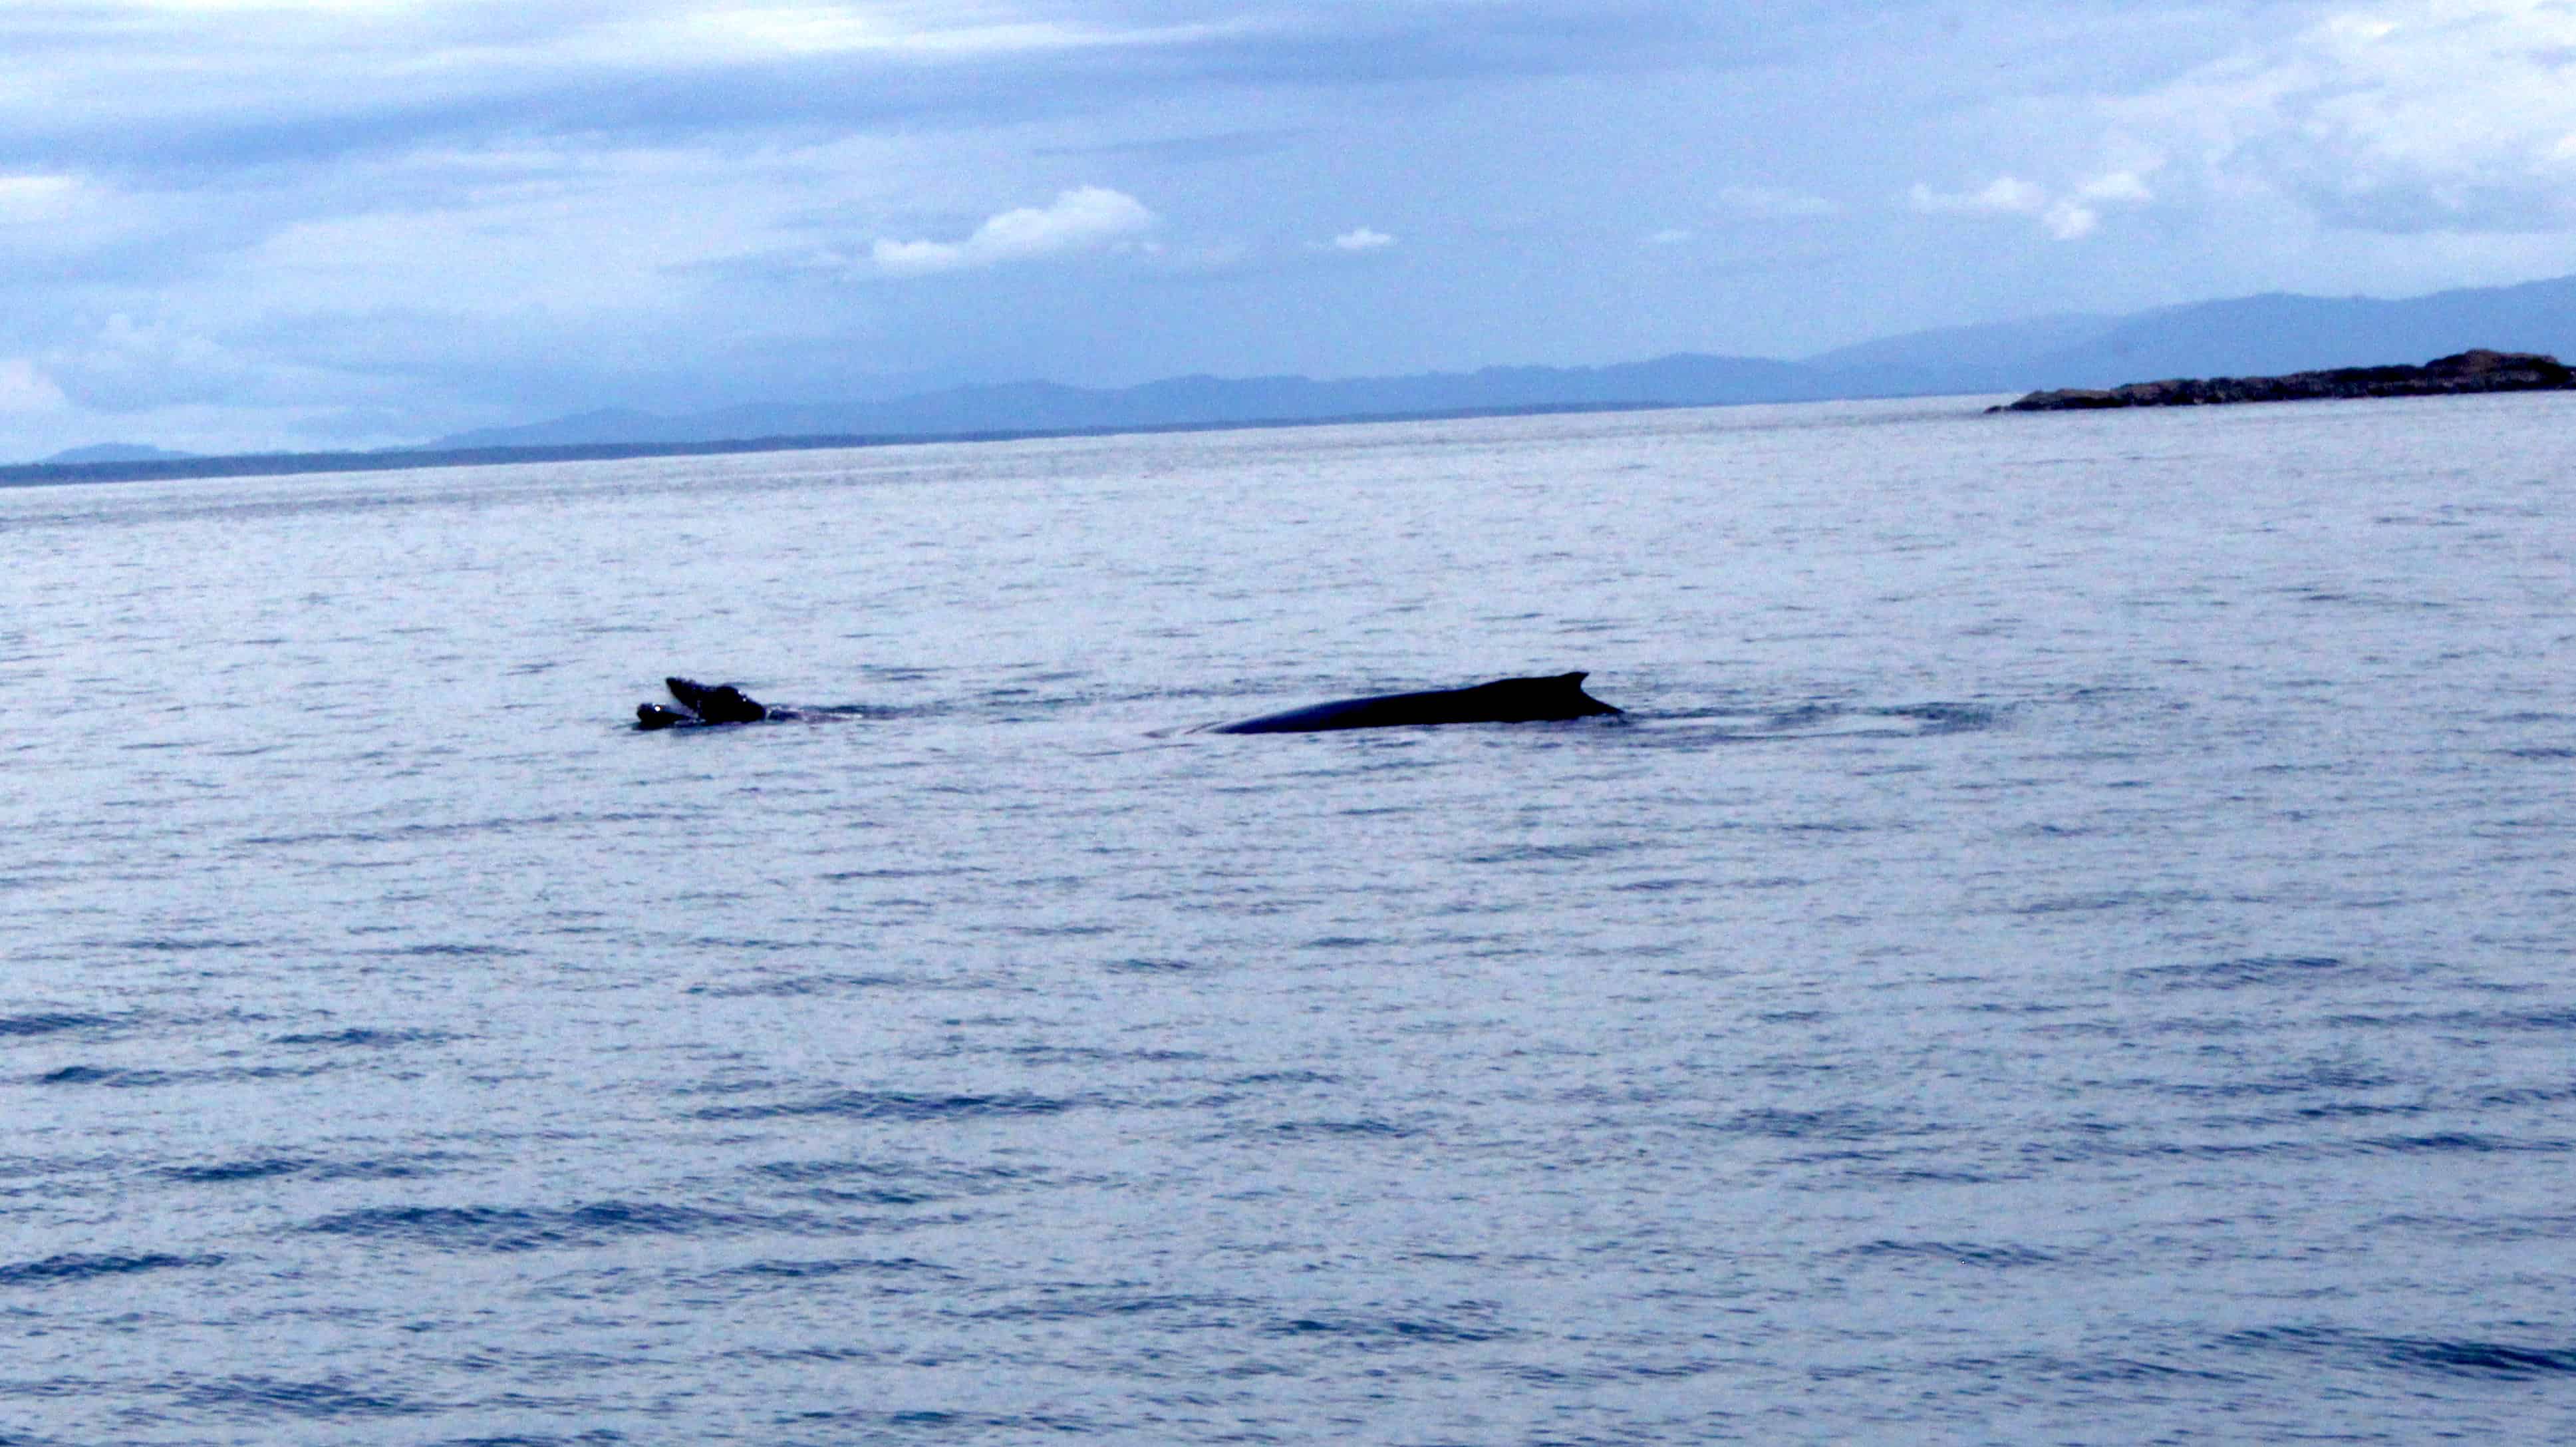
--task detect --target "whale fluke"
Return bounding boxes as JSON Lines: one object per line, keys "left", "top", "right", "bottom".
{"left": 1210, "top": 671, "right": 1622, "bottom": 734}
{"left": 636, "top": 677, "right": 771, "bottom": 729}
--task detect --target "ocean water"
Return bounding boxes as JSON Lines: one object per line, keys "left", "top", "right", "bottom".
{"left": 3, "top": 395, "right": 2571, "bottom": 1445}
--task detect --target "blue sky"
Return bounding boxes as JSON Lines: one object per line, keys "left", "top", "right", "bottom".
{"left": 7, "top": 0, "right": 2576, "bottom": 456}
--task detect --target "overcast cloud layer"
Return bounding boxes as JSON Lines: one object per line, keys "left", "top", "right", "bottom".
{"left": 7, "top": 0, "right": 2576, "bottom": 456}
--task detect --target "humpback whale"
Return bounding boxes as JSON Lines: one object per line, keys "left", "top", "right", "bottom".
{"left": 636, "top": 677, "right": 772, "bottom": 729}
{"left": 1210, "top": 672, "right": 1622, "bottom": 734}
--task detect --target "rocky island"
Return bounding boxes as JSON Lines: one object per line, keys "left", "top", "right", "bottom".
{"left": 1993, "top": 348, "right": 2576, "bottom": 412}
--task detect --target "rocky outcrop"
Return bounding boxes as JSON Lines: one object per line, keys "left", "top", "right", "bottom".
{"left": 1993, "top": 349, "right": 2576, "bottom": 412}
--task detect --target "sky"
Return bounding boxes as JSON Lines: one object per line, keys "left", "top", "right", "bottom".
{"left": 7, "top": 0, "right": 2576, "bottom": 457}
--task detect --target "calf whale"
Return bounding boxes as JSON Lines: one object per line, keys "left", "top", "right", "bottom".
{"left": 1210, "top": 671, "right": 1622, "bottom": 734}
{"left": 636, "top": 677, "right": 772, "bottom": 729}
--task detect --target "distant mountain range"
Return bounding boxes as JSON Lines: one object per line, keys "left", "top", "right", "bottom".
{"left": 420, "top": 357, "right": 1828, "bottom": 450}
{"left": 40, "top": 442, "right": 199, "bottom": 464}
{"left": 424, "top": 273, "right": 2576, "bottom": 452}
{"left": 16, "top": 273, "right": 2576, "bottom": 484}
{"left": 1798, "top": 273, "right": 2576, "bottom": 397}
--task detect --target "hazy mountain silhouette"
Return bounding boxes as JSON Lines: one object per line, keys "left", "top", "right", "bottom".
{"left": 426, "top": 355, "right": 1832, "bottom": 449}
{"left": 24, "top": 274, "right": 2576, "bottom": 482}
{"left": 422, "top": 273, "right": 2576, "bottom": 452}
{"left": 2019, "top": 275, "right": 2576, "bottom": 385}
{"left": 43, "top": 442, "right": 199, "bottom": 464}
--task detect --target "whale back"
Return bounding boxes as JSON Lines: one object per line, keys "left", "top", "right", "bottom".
{"left": 1212, "top": 671, "right": 1620, "bottom": 734}
{"left": 663, "top": 677, "right": 770, "bottom": 724}
{"left": 1448, "top": 671, "right": 1621, "bottom": 723}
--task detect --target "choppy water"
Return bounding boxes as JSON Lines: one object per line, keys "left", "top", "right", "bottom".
{"left": 4, "top": 396, "right": 2573, "bottom": 1444}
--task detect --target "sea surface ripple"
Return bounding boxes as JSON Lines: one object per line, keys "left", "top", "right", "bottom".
{"left": 3, "top": 396, "right": 2573, "bottom": 1444}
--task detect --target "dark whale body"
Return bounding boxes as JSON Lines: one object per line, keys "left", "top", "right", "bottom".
{"left": 637, "top": 677, "right": 771, "bottom": 730}
{"left": 1211, "top": 672, "right": 1621, "bottom": 734}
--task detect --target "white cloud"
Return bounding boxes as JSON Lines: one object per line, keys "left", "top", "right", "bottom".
{"left": 41, "top": 314, "right": 266, "bottom": 412}
{"left": 872, "top": 186, "right": 1157, "bottom": 275}
{"left": 2077, "top": 170, "right": 2154, "bottom": 206}
{"left": 0, "top": 174, "right": 82, "bottom": 220}
{"left": 2041, "top": 200, "right": 2100, "bottom": 241}
{"left": 1716, "top": 184, "right": 1838, "bottom": 219}
{"left": 601, "top": 5, "right": 1254, "bottom": 65}
{"left": 0, "top": 171, "right": 142, "bottom": 256}
{"left": 1909, "top": 176, "right": 2047, "bottom": 217}
{"left": 2106, "top": 0, "right": 2576, "bottom": 233}
{"left": 1646, "top": 185, "right": 1838, "bottom": 245}
{"left": 1328, "top": 226, "right": 1393, "bottom": 251}
{"left": 0, "top": 359, "right": 69, "bottom": 416}
{"left": 1910, "top": 170, "right": 2151, "bottom": 240}
{"left": 98, "top": 0, "right": 413, "bottom": 11}
{"left": 100, "top": 0, "right": 411, "bottom": 9}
